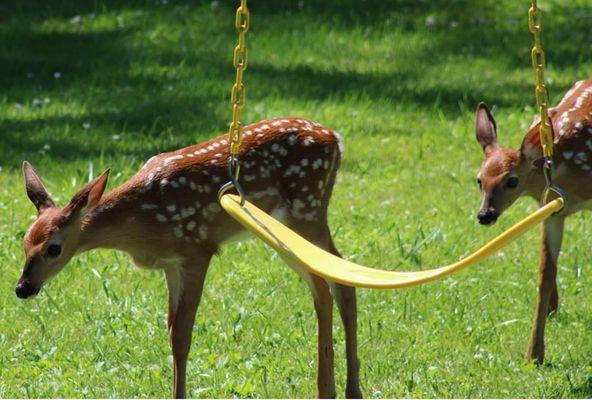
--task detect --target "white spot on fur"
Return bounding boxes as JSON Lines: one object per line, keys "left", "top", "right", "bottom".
{"left": 156, "top": 214, "right": 167, "bottom": 222}
{"left": 283, "top": 165, "right": 301, "bottom": 177}
{"left": 574, "top": 152, "right": 588, "bottom": 164}
{"left": 334, "top": 132, "right": 344, "bottom": 154}
{"left": 173, "top": 226, "right": 183, "bottom": 238}
{"left": 293, "top": 199, "right": 305, "bottom": 209}
{"left": 181, "top": 207, "right": 196, "bottom": 218}
{"left": 146, "top": 173, "right": 155, "bottom": 187}
{"left": 164, "top": 154, "right": 184, "bottom": 165}
{"left": 143, "top": 156, "right": 156, "bottom": 169}
{"left": 563, "top": 151, "right": 574, "bottom": 160}
{"left": 207, "top": 203, "right": 221, "bottom": 214}
{"left": 303, "top": 211, "right": 317, "bottom": 221}
{"left": 575, "top": 86, "right": 592, "bottom": 109}
{"left": 186, "top": 221, "right": 196, "bottom": 231}
{"left": 167, "top": 204, "right": 177, "bottom": 213}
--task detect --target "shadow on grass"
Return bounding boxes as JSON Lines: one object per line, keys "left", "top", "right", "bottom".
{"left": 0, "top": 0, "right": 590, "bottom": 167}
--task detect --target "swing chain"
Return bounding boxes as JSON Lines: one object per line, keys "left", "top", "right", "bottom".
{"left": 229, "top": 0, "right": 249, "bottom": 158}
{"left": 528, "top": 0, "right": 566, "bottom": 210}
{"left": 220, "top": 0, "right": 250, "bottom": 205}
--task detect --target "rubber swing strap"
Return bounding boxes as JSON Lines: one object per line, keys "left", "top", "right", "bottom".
{"left": 220, "top": 194, "right": 564, "bottom": 289}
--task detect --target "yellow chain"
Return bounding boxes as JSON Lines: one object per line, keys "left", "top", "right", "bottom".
{"left": 228, "top": 0, "right": 250, "bottom": 157}
{"left": 528, "top": 0, "right": 553, "bottom": 159}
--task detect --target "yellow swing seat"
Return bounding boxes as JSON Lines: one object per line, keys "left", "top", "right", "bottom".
{"left": 220, "top": 194, "right": 564, "bottom": 289}
{"left": 218, "top": 0, "right": 565, "bottom": 290}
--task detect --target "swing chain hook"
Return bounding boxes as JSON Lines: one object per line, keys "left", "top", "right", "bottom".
{"left": 218, "top": 155, "right": 246, "bottom": 205}
{"left": 540, "top": 158, "right": 568, "bottom": 208}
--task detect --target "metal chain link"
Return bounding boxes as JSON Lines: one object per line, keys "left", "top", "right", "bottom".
{"left": 228, "top": 0, "right": 249, "bottom": 157}
{"left": 219, "top": 0, "right": 250, "bottom": 204}
{"left": 528, "top": 1, "right": 567, "bottom": 209}
{"left": 528, "top": 0, "right": 553, "bottom": 159}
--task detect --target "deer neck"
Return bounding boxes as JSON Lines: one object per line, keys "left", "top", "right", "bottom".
{"left": 78, "top": 182, "right": 144, "bottom": 253}
{"left": 518, "top": 151, "right": 550, "bottom": 201}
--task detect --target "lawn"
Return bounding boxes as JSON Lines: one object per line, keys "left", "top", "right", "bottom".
{"left": 1, "top": 0, "right": 592, "bottom": 397}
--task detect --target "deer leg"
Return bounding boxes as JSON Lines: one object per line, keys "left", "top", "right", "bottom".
{"left": 285, "top": 218, "right": 337, "bottom": 398}
{"left": 323, "top": 236, "right": 363, "bottom": 399}
{"left": 296, "top": 220, "right": 362, "bottom": 398}
{"left": 333, "top": 283, "right": 362, "bottom": 399}
{"left": 166, "top": 255, "right": 211, "bottom": 398}
{"left": 309, "top": 275, "right": 337, "bottom": 398}
{"left": 525, "top": 216, "right": 564, "bottom": 364}
{"left": 549, "top": 282, "right": 559, "bottom": 315}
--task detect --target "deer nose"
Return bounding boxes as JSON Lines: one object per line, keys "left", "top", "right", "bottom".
{"left": 15, "top": 280, "right": 39, "bottom": 299}
{"left": 477, "top": 209, "right": 498, "bottom": 225}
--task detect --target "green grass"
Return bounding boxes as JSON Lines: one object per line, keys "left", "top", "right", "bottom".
{"left": 1, "top": 0, "right": 592, "bottom": 397}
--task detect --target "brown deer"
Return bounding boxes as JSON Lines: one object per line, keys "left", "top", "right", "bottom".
{"left": 475, "top": 79, "right": 592, "bottom": 364}
{"left": 16, "top": 117, "right": 362, "bottom": 399}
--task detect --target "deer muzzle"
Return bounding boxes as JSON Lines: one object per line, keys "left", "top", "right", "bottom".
{"left": 15, "top": 279, "right": 40, "bottom": 299}
{"left": 477, "top": 208, "right": 499, "bottom": 225}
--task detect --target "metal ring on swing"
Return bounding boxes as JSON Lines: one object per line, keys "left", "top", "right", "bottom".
{"left": 541, "top": 158, "right": 568, "bottom": 212}
{"left": 218, "top": 156, "right": 246, "bottom": 206}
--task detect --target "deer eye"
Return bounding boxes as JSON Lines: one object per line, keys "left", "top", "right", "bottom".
{"left": 506, "top": 176, "right": 519, "bottom": 189}
{"left": 47, "top": 244, "right": 61, "bottom": 258}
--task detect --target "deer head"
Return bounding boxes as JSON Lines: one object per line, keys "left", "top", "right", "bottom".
{"left": 474, "top": 103, "right": 546, "bottom": 225}
{"left": 16, "top": 161, "right": 109, "bottom": 298}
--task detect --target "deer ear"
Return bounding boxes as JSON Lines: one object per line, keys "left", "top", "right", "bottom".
{"left": 23, "top": 161, "right": 56, "bottom": 213}
{"left": 64, "top": 169, "right": 110, "bottom": 219}
{"left": 475, "top": 102, "right": 499, "bottom": 153}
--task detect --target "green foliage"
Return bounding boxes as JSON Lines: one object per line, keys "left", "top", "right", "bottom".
{"left": 1, "top": 0, "right": 592, "bottom": 397}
